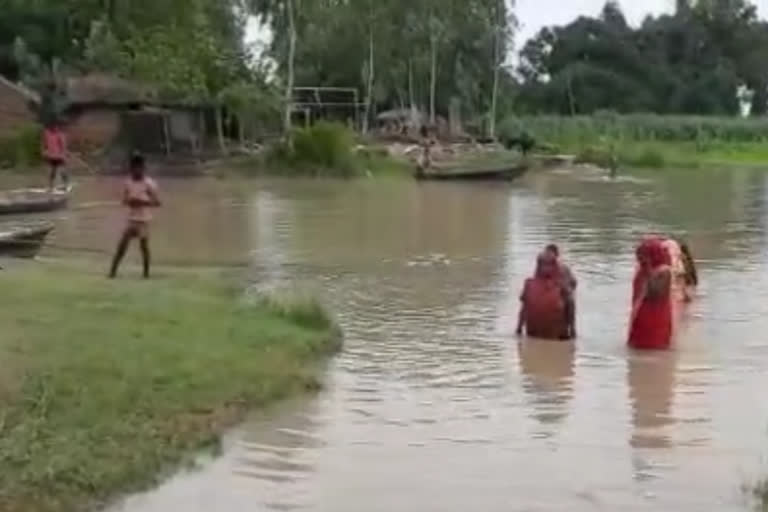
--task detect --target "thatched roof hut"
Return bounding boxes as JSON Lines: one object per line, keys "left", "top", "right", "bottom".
{"left": 63, "top": 73, "right": 158, "bottom": 107}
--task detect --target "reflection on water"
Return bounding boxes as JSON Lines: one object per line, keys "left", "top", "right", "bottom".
{"left": 7, "top": 166, "right": 768, "bottom": 511}
{"left": 628, "top": 352, "right": 677, "bottom": 451}
{"left": 518, "top": 340, "right": 575, "bottom": 432}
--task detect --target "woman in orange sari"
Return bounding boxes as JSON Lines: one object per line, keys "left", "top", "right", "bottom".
{"left": 628, "top": 237, "right": 673, "bottom": 350}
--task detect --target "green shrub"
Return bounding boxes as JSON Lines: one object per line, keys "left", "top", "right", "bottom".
{"left": 625, "top": 147, "right": 666, "bottom": 168}
{"left": 292, "top": 121, "right": 354, "bottom": 170}
{"left": 265, "top": 121, "right": 357, "bottom": 176}
{"left": 0, "top": 124, "right": 42, "bottom": 169}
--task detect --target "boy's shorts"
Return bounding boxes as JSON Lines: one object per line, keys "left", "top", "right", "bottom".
{"left": 125, "top": 220, "right": 149, "bottom": 239}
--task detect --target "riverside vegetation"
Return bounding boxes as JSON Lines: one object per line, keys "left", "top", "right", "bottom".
{"left": 0, "top": 262, "right": 342, "bottom": 512}
{"left": 501, "top": 114, "right": 768, "bottom": 170}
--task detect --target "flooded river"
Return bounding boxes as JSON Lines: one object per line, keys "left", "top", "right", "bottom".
{"left": 15, "top": 166, "right": 768, "bottom": 510}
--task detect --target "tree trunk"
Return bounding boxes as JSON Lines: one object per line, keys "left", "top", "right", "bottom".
{"left": 751, "top": 82, "right": 768, "bottom": 116}
{"left": 362, "top": 27, "right": 375, "bottom": 135}
{"left": 238, "top": 112, "right": 246, "bottom": 146}
{"left": 103, "top": 0, "right": 117, "bottom": 25}
{"left": 566, "top": 71, "right": 576, "bottom": 116}
{"left": 197, "top": 110, "right": 205, "bottom": 155}
{"left": 429, "top": 33, "right": 437, "bottom": 126}
{"left": 489, "top": 29, "right": 500, "bottom": 139}
{"left": 408, "top": 59, "right": 415, "bottom": 111}
{"left": 283, "top": 0, "right": 297, "bottom": 139}
{"left": 215, "top": 106, "right": 227, "bottom": 155}
{"left": 163, "top": 114, "right": 171, "bottom": 156}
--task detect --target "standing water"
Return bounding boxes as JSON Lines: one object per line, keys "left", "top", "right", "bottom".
{"left": 15, "top": 166, "right": 768, "bottom": 510}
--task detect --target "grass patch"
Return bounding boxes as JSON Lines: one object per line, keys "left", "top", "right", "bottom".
{"left": 569, "top": 139, "right": 768, "bottom": 169}
{"left": 0, "top": 262, "right": 341, "bottom": 512}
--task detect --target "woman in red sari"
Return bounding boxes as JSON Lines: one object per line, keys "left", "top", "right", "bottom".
{"left": 517, "top": 251, "right": 569, "bottom": 340}
{"left": 628, "top": 237, "right": 673, "bottom": 350}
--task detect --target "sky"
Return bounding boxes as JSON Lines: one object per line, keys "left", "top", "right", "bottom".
{"left": 516, "top": 0, "right": 768, "bottom": 46}
{"left": 246, "top": 0, "right": 768, "bottom": 54}
{"left": 516, "top": 0, "right": 669, "bottom": 44}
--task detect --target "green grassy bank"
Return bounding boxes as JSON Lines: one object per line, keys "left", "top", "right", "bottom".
{"left": 572, "top": 140, "right": 768, "bottom": 169}
{"left": 502, "top": 114, "right": 768, "bottom": 169}
{"left": 0, "top": 263, "right": 341, "bottom": 512}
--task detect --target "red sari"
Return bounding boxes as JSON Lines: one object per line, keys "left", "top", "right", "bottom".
{"left": 519, "top": 252, "right": 568, "bottom": 340}
{"left": 628, "top": 238, "right": 673, "bottom": 350}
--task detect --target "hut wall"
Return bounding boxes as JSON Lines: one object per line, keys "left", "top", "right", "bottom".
{"left": 66, "top": 108, "right": 121, "bottom": 152}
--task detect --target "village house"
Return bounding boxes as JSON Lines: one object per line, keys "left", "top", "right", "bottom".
{"left": 61, "top": 73, "right": 214, "bottom": 165}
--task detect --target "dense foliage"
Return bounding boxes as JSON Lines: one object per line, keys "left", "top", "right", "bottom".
{"left": 516, "top": 0, "right": 768, "bottom": 116}
{"left": 250, "top": 0, "right": 516, "bottom": 132}
{"left": 5, "top": 0, "right": 768, "bottom": 137}
{"left": 505, "top": 113, "right": 768, "bottom": 144}
{"left": 0, "top": 0, "right": 259, "bottom": 101}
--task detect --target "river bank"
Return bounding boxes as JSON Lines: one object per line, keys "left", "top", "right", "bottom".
{"left": 503, "top": 114, "right": 768, "bottom": 170}
{"left": 567, "top": 140, "right": 768, "bottom": 170}
{"left": 0, "top": 261, "right": 341, "bottom": 512}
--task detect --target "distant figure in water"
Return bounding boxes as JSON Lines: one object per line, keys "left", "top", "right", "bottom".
{"left": 678, "top": 240, "right": 699, "bottom": 301}
{"left": 517, "top": 251, "right": 569, "bottom": 340}
{"left": 628, "top": 237, "right": 673, "bottom": 350}
{"left": 608, "top": 142, "right": 618, "bottom": 179}
{"left": 608, "top": 154, "right": 618, "bottom": 179}
{"left": 416, "top": 125, "right": 432, "bottom": 176}
{"left": 501, "top": 132, "right": 536, "bottom": 156}
{"left": 42, "top": 120, "right": 69, "bottom": 190}
{"left": 109, "top": 152, "right": 161, "bottom": 279}
{"left": 545, "top": 244, "right": 577, "bottom": 338}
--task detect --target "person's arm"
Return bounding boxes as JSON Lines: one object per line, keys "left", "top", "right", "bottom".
{"left": 567, "top": 266, "right": 577, "bottom": 290}
{"left": 646, "top": 268, "right": 671, "bottom": 300}
{"left": 122, "top": 183, "right": 132, "bottom": 206}
{"left": 146, "top": 180, "right": 161, "bottom": 207}
{"left": 516, "top": 281, "right": 529, "bottom": 335}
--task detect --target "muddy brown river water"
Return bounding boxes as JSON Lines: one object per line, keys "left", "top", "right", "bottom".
{"left": 7, "top": 165, "right": 768, "bottom": 510}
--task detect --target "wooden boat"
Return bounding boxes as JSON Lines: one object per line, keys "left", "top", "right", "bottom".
{"left": 0, "top": 221, "right": 54, "bottom": 258}
{"left": 0, "top": 185, "right": 72, "bottom": 215}
{"left": 415, "top": 162, "right": 529, "bottom": 181}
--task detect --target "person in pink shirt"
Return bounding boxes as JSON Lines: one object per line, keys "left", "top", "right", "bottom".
{"left": 109, "top": 152, "right": 161, "bottom": 279}
{"left": 42, "top": 121, "right": 69, "bottom": 190}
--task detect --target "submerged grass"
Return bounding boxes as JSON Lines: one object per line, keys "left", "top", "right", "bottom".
{"left": 0, "top": 262, "right": 341, "bottom": 512}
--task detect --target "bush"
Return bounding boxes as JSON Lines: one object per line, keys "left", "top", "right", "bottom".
{"left": 292, "top": 122, "right": 354, "bottom": 170}
{"left": 626, "top": 147, "right": 666, "bottom": 168}
{"left": 267, "top": 121, "right": 357, "bottom": 176}
{"left": 0, "top": 124, "right": 42, "bottom": 169}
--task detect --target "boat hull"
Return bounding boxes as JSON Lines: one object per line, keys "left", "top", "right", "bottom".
{"left": 0, "top": 222, "right": 54, "bottom": 258}
{"left": 0, "top": 186, "right": 71, "bottom": 215}
{"left": 415, "top": 164, "right": 529, "bottom": 181}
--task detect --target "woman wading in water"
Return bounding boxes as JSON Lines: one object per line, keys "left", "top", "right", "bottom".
{"left": 628, "top": 237, "right": 673, "bottom": 350}
{"left": 517, "top": 251, "right": 570, "bottom": 340}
